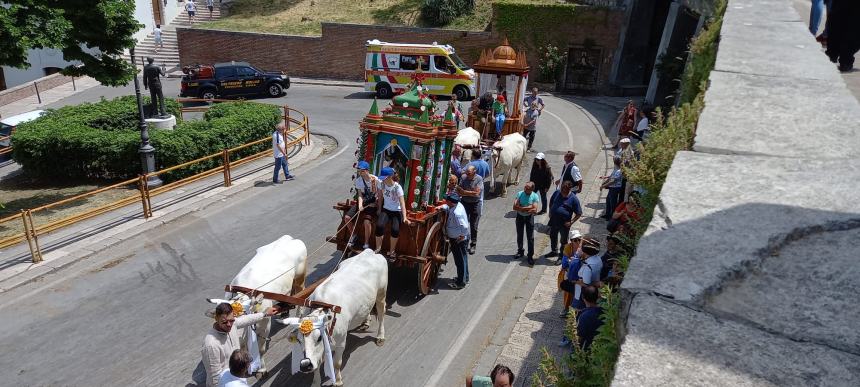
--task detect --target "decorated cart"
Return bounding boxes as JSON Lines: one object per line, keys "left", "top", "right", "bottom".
{"left": 466, "top": 39, "right": 530, "bottom": 141}
{"left": 329, "top": 72, "right": 458, "bottom": 296}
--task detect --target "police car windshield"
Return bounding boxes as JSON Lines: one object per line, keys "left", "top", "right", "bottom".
{"left": 449, "top": 53, "right": 470, "bottom": 71}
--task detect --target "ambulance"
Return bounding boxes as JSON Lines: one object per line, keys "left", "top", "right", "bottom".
{"left": 365, "top": 40, "right": 476, "bottom": 100}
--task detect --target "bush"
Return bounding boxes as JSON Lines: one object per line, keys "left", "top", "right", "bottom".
{"left": 532, "top": 1, "right": 725, "bottom": 386}
{"left": 12, "top": 96, "right": 281, "bottom": 181}
{"left": 421, "top": 0, "right": 475, "bottom": 26}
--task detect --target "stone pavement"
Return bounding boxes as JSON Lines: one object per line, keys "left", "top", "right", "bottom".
{"left": 483, "top": 104, "right": 618, "bottom": 386}
{"left": 613, "top": 1, "right": 860, "bottom": 385}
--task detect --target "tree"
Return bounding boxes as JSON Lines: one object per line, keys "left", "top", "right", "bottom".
{"left": 0, "top": 0, "right": 142, "bottom": 86}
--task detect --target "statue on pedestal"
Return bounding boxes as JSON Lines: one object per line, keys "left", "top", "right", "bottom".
{"left": 143, "top": 57, "right": 167, "bottom": 118}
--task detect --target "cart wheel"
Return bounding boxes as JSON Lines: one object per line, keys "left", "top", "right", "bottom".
{"left": 418, "top": 222, "right": 446, "bottom": 296}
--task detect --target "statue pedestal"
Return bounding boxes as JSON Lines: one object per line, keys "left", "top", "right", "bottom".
{"left": 145, "top": 115, "right": 177, "bottom": 130}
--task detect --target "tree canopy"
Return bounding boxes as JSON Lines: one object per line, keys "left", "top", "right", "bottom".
{"left": 0, "top": 1, "right": 142, "bottom": 86}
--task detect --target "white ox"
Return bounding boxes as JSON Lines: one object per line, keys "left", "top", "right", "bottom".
{"left": 207, "top": 235, "right": 308, "bottom": 374}
{"left": 280, "top": 249, "right": 387, "bottom": 386}
{"left": 454, "top": 126, "right": 481, "bottom": 162}
{"left": 490, "top": 132, "right": 528, "bottom": 197}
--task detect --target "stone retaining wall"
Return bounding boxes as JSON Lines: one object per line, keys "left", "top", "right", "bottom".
{"left": 0, "top": 73, "right": 76, "bottom": 107}
{"left": 611, "top": 1, "right": 860, "bottom": 386}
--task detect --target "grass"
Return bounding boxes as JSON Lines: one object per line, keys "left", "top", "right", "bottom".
{"left": 0, "top": 172, "right": 135, "bottom": 239}
{"left": 202, "top": 0, "right": 556, "bottom": 36}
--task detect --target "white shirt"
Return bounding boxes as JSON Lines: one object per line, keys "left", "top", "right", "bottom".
{"left": 574, "top": 255, "right": 604, "bottom": 302}
{"left": 217, "top": 369, "right": 249, "bottom": 387}
{"left": 560, "top": 161, "right": 582, "bottom": 186}
{"left": 636, "top": 117, "right": 649, "bottom": 133}
{"left": 378, "top": 181, "right": 404, "bottom": 212}
{"left": 154, "top": 28, "right": 162, "bottom": 40}
{"left": 272, "top": 131, "right": 285, "bottom": 158}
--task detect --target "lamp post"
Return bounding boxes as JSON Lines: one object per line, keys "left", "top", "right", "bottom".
{"left": 129, "top": 46, "right": 163, "bottom": 187}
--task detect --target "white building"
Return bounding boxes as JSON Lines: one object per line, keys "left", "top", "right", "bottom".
{"left": 0, "top": 0, "right": 182, "bottom": 91}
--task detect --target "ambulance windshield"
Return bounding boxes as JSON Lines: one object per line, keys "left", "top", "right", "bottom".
{"left": 449, "top": 53, "right": 471, "bottom": 71}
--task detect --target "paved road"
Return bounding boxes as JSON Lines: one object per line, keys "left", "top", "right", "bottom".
{"left": 0, "top": 81, "right": 616, "bottom": 386}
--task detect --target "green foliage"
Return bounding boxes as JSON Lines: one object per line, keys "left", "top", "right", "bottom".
{"left": 0, "top": 0, "right": 141, "bottom": 86}
{"left": 493, "top": 2, "right": 579, "bottom": 45}
{"left": 532, "top": 2, "right": 725, "bottom": 386}
{"left": 538, "top": 44, "right": 567, "bottom": 83}
{"left": 420, "top": 0, "right": 476, "bottom": 26}
{"left": 12, "top": 97, "right": 280, "bottom": 181}
{"left": 679, "top": 0, "right": 726, "bottom": 105}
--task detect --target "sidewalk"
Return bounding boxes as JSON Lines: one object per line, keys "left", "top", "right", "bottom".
{"left": 0, "top": 133, "right": 326, "bottom": 293}
{"left": 0, "top": 76, "right": 101, "bottom": 118}
{"left": 478, "top": 108, "right": 616, "bottom": 386}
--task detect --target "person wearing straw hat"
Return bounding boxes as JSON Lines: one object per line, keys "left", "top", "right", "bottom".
{"left": 344, "top": 161, "right": 377, "bottom": 249}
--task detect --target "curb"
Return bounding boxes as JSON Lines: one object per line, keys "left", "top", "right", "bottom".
{"left": 0, "top": 134, "right": 332, "bottom": 293}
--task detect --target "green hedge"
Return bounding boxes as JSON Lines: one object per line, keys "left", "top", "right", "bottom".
{"left": 421, "top": 0, "right": 475, "bottom": 26}
{"left": 12, "top": 96, "right": 281, "bottom": 181}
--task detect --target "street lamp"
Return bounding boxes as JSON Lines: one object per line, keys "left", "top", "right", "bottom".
{"left": 129, "top": 41, "right": 163, "bottom": 187}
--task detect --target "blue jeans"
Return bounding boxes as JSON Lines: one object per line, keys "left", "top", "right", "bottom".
{"left": 450, "top": 238, "right": 470, "bottom": 286}
{"left": 809, "top": 0, "right": 831, "bottom": 36}
{"left": 494, "top": 113, "right": 506, "bottom": 134}
{"left": 273, "top": 156, "right": 290, "bottom": 182}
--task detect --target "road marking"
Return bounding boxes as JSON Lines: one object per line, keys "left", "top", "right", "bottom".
{"left": 424, "top": 262, "right": 516, "bottom": 387}
{"left": 542, "top": 109, "right": 575, "bottom": 150}
{"left": 319, "top": 144, "right": 349, "bottom": 165}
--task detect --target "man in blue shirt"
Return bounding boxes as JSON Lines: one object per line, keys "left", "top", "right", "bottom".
{"left": 440, "top": 194, "right": 470, "bottom": 289}
{"left": 467, "top": 150, "right": 491, "bottom": 180}
{"left": 546, "top": 181, "right": 582, "bottom": 258}
{"left": 576, "top": 285, "right": 603, "bottom": 350}
{"left": 513, "top": 182, "right": 541, "bottom": 265}
{"left": 450, "top": 144, "right": 463, "bottom": 178}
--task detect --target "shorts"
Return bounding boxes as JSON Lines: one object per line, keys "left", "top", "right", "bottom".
{"left": 187, "top": 10, "right": 196, "bottom": 17}
{"left": 345, "top": 203, "right": 374, "bottom": 220}
{"left": 375, "top": 209, "right": 402, "bottom": 238}
{"left": 208, "top": 5, "right": 213, "bottom": 11}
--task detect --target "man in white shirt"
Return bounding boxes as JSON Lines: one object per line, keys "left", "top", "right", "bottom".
{"left": 573, "top": 238, "right": 602, "bottom": 311}
{"left": 555, "top": 151, "right": 583, "bottom": 194}
{"left": 203, "top": 303, "right": 280, "bottom": 387}
{"left": 218, "top": 350, "right": 252, "bottom": 387}
{"left": 185, "top": 0, "right": 197, "bottom": 23}
{"left": 272, "top": 126, "right": 294, "bottom": 183}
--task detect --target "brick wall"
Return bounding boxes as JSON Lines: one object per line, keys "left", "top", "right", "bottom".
{"left": 177, "top": 6, "right": 625, "bottom": 92}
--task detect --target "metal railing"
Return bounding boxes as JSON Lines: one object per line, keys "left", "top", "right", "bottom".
{"left": 0, "top": 130, "right": 13, "bottom": 157}
{"left": 0, "top": 103, "right": 310, "bottom": 263}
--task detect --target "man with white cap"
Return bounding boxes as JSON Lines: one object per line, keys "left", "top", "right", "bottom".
{"left": 529, "top": 152, "right": 553, "bottom": 215}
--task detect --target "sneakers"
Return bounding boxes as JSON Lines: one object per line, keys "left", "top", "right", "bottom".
{"left": 514, "top": 251, "right": 524, "bottom": 259}
{"left": 448, "top": 282, "right": 464, "bottom": 290}
{"left": 558, "top": 337, "right": 572, "bottom": 347}
{"left": 468, "top": 245, "right": 476, "bottom": 255}
{"left": 559, "top": 310, "right": 569, "bottom": 318}
{"left": 545, "top": 251, "right": 558, "bottom": 258}
{"left": 284, "top": 174, "right": 295, "bottom": 181}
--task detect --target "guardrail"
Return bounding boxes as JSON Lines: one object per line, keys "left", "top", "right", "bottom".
{"left": 0, "top": 132, "right": 11, "bottom": 157}
{"left": 0, "top": 101, "right": 310, "bottom": 263}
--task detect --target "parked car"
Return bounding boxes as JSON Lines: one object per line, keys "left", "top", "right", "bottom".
{"left": 180, "top": 62, "right": 290, "bottom": 99}
{"left": 0, "top": 110, "right": 46, "bottom": 162}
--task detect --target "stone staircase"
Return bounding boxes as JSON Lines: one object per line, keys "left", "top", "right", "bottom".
{"left": 125, "top": 4, "right": 223, "bottom": 72}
